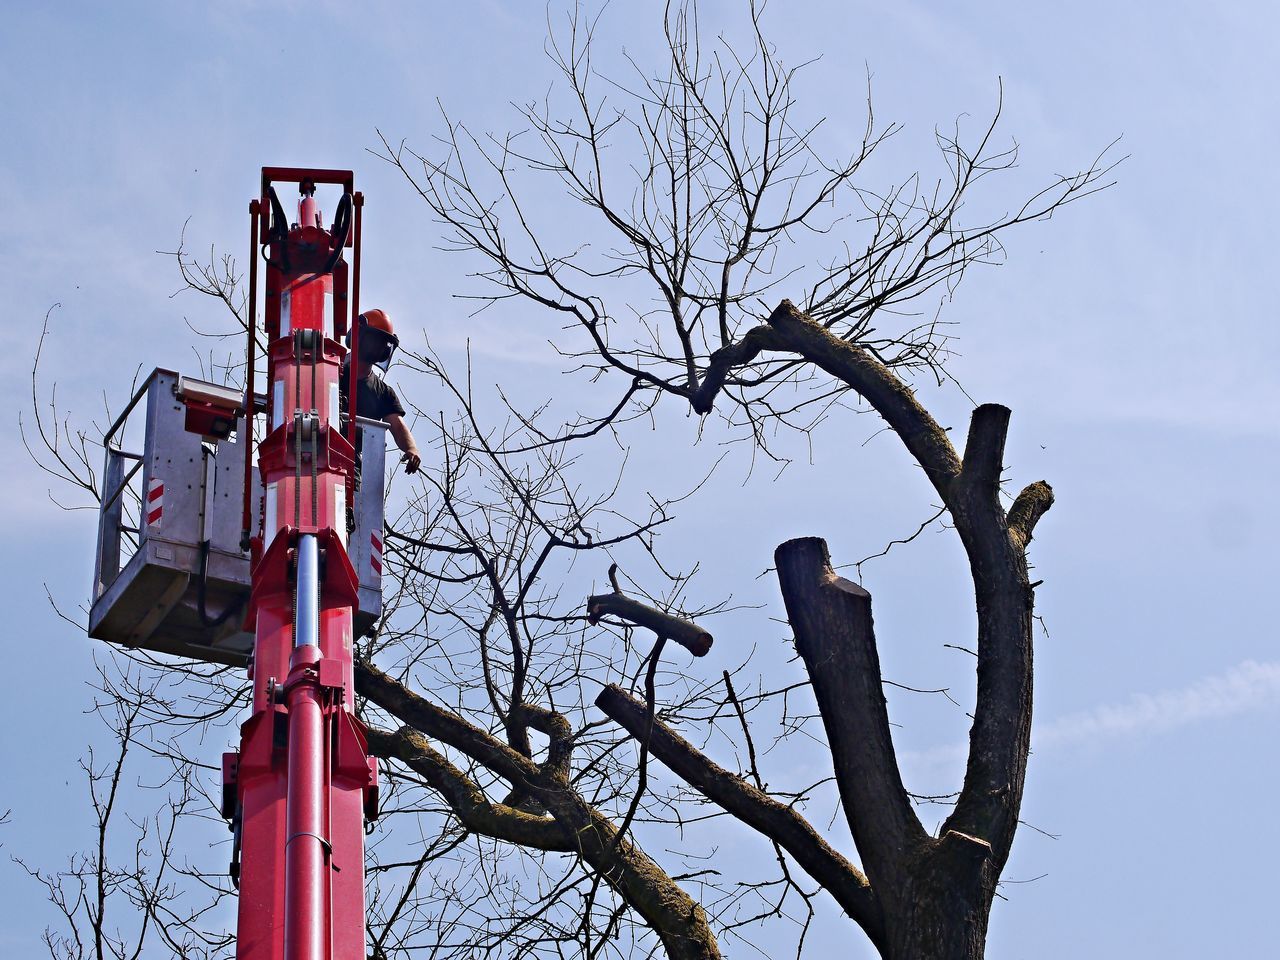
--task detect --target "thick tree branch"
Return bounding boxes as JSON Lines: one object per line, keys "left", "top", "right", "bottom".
{"left": 586, "top": 591, "right": 713, "bottom": 657}
{"left": 1007, "top": 481, "right": 1054, "bottom": 547}
{"left": 938, "top": 408, "right": 1039, "bottom": 868}
{"left": 596, "top": 684, "right": 886, "bottom": 950}
{"left": 764, "top": 301, "right": 963, "bottom": 493}
{"left": 366, "top": 725, "right": 572, "bottom": 852}
{"left": 773, "top": 537, "right": 925, "bottom": 896}
{"left": 689, "top": 322, "right": 783, "bottom": 414}
{"left": 357, "top": 661, "right": 533, "bottom": 787}
{"left": 357, "top": 661, "right": 721, "bottom": 960}
{"left": 510, "top": 701, "right": 575, "bottom": 783}
{"left": 500, "top": 701, "right": 575, "bottom": 814}
{"left": 699, "top": 309, "right": 1047, "bottom": 881}
{"left": 959, "top": 403, "right": 1010, "bottom": 490}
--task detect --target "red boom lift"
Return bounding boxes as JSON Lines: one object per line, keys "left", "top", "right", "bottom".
{"left": 90, "top": 168, "right": 383, "bottom": 959}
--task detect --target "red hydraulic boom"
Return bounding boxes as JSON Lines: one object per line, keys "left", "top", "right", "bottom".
{"left": 222, "top": 168, "right": 378, "bottom": 960}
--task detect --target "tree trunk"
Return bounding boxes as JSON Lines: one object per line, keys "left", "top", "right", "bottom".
{"left": 881, "top": 832, "right": 996, "bottom": 960}
{"left": 885, "top": 891, "right": 991, "bottom": 960}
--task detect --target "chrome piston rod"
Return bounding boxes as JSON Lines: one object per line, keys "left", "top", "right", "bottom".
{"left": 294, "top": 534, "right": 319, "bottom": 648}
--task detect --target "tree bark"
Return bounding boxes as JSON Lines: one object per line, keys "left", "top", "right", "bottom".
{"left": 883, "top": 830, "right": 995, "bottom": 960}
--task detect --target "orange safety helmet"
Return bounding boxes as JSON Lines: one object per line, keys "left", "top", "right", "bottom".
{"left": 353, "top": 308, "right": 400, "bottom": 370}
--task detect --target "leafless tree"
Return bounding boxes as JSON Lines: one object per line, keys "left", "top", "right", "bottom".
{"left": 373, "top": 2, "right": 1118, "bottom": 956}
{"left": 14, "top": 662, "right": 235, "bottom": 960}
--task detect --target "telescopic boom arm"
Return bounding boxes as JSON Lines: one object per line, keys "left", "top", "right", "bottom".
{"left": 223, "top": 168, "right": 378, "bottom": 960}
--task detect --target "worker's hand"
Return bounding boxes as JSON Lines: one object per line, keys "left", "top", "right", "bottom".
{"left": 401, "top": 448, "right": 422, "bottom": 474}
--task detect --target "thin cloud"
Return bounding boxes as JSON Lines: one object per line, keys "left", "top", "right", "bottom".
{"left": 1034, "top": 659, "right": 1280, "bottom": 749}
{"left": 901, "top": 659, "right": 1280, "bottom": 773}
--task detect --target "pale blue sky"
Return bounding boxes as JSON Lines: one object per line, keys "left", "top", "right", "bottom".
{"left": 2, "top": 2, "right": 1277, "bottom": 957}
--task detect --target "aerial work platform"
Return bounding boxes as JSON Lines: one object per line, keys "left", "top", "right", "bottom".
{"left": 86, "top": 166, "right": 385, "bottom": 959}
{"left": 89, "top": 367, "right": 386, "bottom": 666}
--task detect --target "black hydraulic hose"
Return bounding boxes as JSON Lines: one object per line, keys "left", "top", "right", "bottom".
{"left": 322, "top": 192, "right": 352, "bottom": 276}
{"left": 265, "top": 185, "right": 291, "bottom": 274}
{"left": 197, "top": 539, "right": 244, "bottom": 628}
{"left": 229, "top": 813, "right": 242, "bottom": 888}
{"left": 268, "top": 185, "right": 289, "bottom": 243}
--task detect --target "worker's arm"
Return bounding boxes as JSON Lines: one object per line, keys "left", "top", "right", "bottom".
{"left": 385, "top": 414, "right": 421, "bottom": 474}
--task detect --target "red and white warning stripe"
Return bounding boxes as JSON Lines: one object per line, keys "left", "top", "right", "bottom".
{"left": 370, "top": 531, "right": 383, "bottom": 576}
{"left": 146, "top": 478, "right": 164, "bottom": 529}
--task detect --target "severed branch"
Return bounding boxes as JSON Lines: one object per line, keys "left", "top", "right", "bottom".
{"left": 586, "top": 565, "right": 713, "bottom": 657}
{"left": 773, "top": 537, "right": 925, "bottom": 899}
{"left": 1007, "top": 481, "right": 1054, "bottom": 547}
{"left": 959, "top": 403, "right": 1011, "bottom": 490}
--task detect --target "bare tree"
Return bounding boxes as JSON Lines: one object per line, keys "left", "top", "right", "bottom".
{"left": 14, "top": 662, "right": 235, "bottom": 960}
{"left": 375, "top": 2, "right": 1117, "bottom": 956}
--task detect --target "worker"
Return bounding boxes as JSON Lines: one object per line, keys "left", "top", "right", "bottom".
{"left": 341, "top": 308, "right": 421, "bottom": 474}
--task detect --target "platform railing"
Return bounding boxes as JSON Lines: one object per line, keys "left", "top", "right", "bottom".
{"left": 93, "top": 369, "right": 160, "bottom": 599}
{"left": 94, "top": 448, "right": 145, "bottom": 598}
